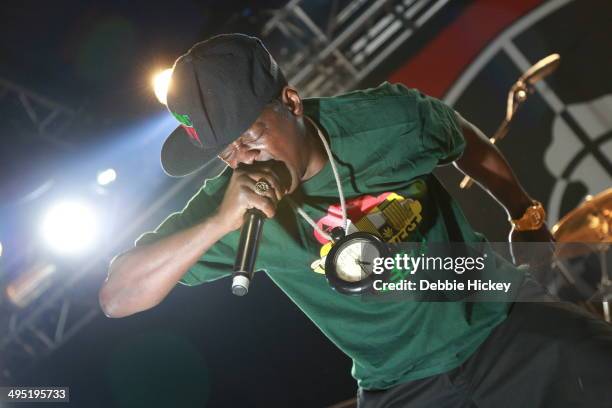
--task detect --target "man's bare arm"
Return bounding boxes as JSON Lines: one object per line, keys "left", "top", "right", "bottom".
{"left": 98, "top": 164, "right": 286, "bottom": 318}
{"left": 451, "top": 111, "right": 554, "bottom": 263}
{"left": 99, "top": 214, "right": 229, "bottom": 318}
{"left": 452, "top": 111, "right": 533, "bottom": 219}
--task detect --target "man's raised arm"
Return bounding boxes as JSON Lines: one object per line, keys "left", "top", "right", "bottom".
{"left": 451, "top": 112, "right": 554, "bottom": 262}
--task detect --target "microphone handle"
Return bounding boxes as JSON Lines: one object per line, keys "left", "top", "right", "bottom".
{"left": 232, "top": 208, "right": 265, "bottom": 296}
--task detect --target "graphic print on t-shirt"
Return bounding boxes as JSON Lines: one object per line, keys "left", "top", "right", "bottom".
{"left": 310, "top": 191, "right": 424, "bottom": 274}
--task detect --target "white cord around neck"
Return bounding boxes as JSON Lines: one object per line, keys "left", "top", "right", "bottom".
{"left": 286, "top": 116, "right": 347, "bottom": 242}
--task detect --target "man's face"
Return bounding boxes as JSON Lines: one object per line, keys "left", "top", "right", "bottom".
{"left": 218, "top": 94, "right": 308, "bottom": 194}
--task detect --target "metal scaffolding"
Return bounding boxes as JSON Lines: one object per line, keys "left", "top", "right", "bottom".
{"left": 0, "top": 0, "right": 450, "bottom": 381}
{"left": 0, "top": 171, "right": 197, "bottom": 380}
{"left": 0, "top": 78, "right": 76, "bottom": 150}
{"left": 261, "top": 0, "right": 449, "bottom": 97}
{"left": 0, "top": 78, "right": 79, "bottom": 380}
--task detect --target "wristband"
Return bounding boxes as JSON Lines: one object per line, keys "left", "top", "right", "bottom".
{"left": 510, "top": 200, "right": 546, "bottom": 231}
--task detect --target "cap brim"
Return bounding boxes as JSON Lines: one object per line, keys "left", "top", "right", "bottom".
{"left": 161, "top": 126, "right": 229, "bottom": 178}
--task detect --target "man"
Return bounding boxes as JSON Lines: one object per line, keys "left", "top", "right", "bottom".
{"left": 99, "top": 34, "right": 612, "bottom": 407}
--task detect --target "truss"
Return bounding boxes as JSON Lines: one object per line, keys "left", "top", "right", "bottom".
{"left": 261, "top": 0, "right": 450, "bottom": 97}
{"left": 0, "top": 78, "right": 76, "bottom": 150}
{"left": 0, "top": 173, "right": 197, "bottom": 380}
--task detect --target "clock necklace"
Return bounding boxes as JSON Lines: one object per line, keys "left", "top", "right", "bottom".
{"left": 285, "top": 116, "right": 391, "bottom": 295}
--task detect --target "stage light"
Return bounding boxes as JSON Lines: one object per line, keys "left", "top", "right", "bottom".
{"left": 153, "top": 68, "right": 173, "bottom": 105}
{"left": 41, "top": 201, "right": 98, "bottom": 255}
{"left": 0, "top": 241, "right": 2, "bottom": 257}
{"left": 97, "top": 168, "right": 117, "bottom": 186}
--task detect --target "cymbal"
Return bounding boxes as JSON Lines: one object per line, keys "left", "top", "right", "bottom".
{"left": 552, "top": 188, "right": 612, "bottom": 243}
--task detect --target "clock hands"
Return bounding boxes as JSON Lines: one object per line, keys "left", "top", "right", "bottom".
{"left": 354, "top": 259, "right": 371, "bottom": 276}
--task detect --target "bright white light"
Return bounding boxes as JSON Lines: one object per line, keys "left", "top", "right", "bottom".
{"left": 41, "top": 201, "right": 98, "bottom": 255}
{"left": 153, "top": 68, "right": 173, "bottom": 105}
{"left": 97, "top": 168, "right": 117, "bottom": 186}
{"left": 0, "top": 241, "right": 3, "bottom": 257}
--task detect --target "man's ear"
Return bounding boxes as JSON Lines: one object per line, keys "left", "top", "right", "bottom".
{"left": 281, "top": 86, "right": 303, "bottom": 116}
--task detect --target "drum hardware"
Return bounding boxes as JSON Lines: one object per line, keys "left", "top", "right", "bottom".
{"left": 552, "top": 188, "right": 612, "bottom": 321}
{"left": 460, "top": 53, "right": 561, "bottom": 189}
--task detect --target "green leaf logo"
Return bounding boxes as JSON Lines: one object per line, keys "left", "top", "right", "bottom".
{"left": 171, "top": 112, "right": 193, "bottom": 127}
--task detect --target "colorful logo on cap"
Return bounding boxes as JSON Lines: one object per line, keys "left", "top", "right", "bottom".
{"left": 171, "top": 111, "right": 203, "bottom": 148}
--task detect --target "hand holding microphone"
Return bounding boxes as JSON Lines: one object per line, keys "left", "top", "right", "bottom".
{"left": 213, "top": 161, "right": 289, "bottom": 295}
{"left": 215, "top": 163, "right": 286, "bottom": 231}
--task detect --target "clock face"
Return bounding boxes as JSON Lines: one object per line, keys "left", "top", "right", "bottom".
{"left": 325, "top": 231, "right": 390, "bottom": 295}
{"left": 334, "top": 238, "right": 381, "bottom": 282}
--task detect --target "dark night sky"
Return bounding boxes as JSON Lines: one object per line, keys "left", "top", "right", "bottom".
{"left": 0, "top": 0, "right": 288, "bottom": 118}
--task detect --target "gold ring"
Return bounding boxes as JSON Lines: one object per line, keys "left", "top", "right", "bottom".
{"left": 254, "top": 180, "right": 270, "bottom": 196}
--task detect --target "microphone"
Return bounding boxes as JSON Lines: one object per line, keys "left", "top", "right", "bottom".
{"left": 232, "top": 208, "right": 265, "bottom": 296}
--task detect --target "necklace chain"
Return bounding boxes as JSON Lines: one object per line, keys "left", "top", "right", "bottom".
{"left": 286, "top": 116, "right": 348, "bottom": 242}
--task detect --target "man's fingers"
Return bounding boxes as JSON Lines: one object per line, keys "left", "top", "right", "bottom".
{"left": 240, "top": 186, "right": 277, "bottom": 218}
{"left": 242, "top": 170, "right": 285, "bottom": 201}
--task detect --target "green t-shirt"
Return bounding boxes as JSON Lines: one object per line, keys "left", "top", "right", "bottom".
{"left": 136, "top": 82, "right": 519, "bottom": 390}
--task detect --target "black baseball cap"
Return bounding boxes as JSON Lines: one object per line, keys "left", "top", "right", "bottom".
{"left": 161, "top": 33, "right": 287, "bottom": 178}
